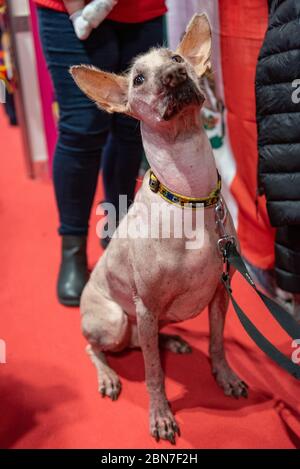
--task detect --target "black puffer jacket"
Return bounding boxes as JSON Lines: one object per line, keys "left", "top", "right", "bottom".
{"left": 256, "top": 0, "right": 300, "bottom": 293}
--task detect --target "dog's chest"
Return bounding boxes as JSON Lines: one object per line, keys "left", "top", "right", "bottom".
{"left": 155, "top": 235, "right": 222, "bottom": 321}
{"left": 129, "top": 217, "right": 223, "bottom": 321}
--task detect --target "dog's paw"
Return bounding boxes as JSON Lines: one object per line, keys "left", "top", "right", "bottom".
{"left": 159, "top": 333, "right": 192, "bottom": 354}
{"left": 98, "top": 368, "right": 122, "bottom": 401}
{"left": 212, "top": 360, "right": 248, "bottom": 399}
{"left": 150, "top": 401, "right": 180, "bottom": 444}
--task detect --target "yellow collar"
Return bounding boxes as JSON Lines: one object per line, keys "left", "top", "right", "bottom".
{"left": 149, "top": 170, "right": 221, "bottom": 209}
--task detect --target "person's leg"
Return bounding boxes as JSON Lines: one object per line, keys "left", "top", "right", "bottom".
{"left": 102, "top": 114, "right": 142, "bottom": 215}
{"left": 275, "top": 225, "right": 300, "bottom": 294}
{"left": 274, "top": 226, "right": 300, "bottom": 320}
{"left": 38, "top": 8, "right": 118, "bottom": 236}
{"left": 37, "top": 7, "right": 118, "bottom": 304}
{"left": 101, "top": 17, "right": 164, "bottom": 234}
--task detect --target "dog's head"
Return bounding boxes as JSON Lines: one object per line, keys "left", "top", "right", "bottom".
{"left": 71, "top": 14, "right": 211, "bottom": 128}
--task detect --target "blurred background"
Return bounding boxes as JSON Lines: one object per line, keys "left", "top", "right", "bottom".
{"left": 1, "top": 0, "right": 274, "bottom": 274}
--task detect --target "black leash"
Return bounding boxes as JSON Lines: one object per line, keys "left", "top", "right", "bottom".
{"left": 221, "top": 241, "right": 300, "bottom": 380}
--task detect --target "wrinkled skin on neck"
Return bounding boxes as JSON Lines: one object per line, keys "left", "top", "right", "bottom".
{"left": 141, "top": 108, "right": 219, "bottom": 197}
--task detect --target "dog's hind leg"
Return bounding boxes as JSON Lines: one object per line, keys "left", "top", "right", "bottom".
{"left": 208, "top": 282, "right": 248, "bottom": 398}
{"left": 159, "top": 333, "right": 192, "bottom": 354}
{"left": 81, "top": 290, "right": 131, "bottom": 400}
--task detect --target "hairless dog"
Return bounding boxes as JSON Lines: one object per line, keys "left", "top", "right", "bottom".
{"left": 71, "top": 14, "right": 248, "bottom": 444}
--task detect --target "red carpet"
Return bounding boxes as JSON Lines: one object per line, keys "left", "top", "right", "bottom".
{"left": 0, "top": 108, "right": 300, "bottom": 449}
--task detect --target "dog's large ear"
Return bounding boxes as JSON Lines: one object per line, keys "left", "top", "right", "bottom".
{"left": 70, "top": 65, "right": 129, "bottom": 114}
{"left": 176, "top": 13, "right": 211, "bottom": 77}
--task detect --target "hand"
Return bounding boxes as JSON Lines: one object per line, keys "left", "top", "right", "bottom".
{"left": 69, "top": 9, "right": 93, "bottom": 40}
{"left": 82, "top": 0, "right": 118, "bottom": 29}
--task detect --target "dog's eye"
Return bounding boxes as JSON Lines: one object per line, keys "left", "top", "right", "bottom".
{"left": 171, "top": 55, "right": 184, "bottom": 63}
{"left": 133, "top": 74, "right": 145, "bottom": 86}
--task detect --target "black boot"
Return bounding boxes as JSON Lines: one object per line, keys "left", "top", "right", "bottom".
{"left": 57, "top": 235, "right": 89, "bottom": 306}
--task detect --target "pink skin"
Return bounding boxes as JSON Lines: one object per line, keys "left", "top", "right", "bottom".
{"left": 71, "top": 14, "right": 248, "bottom": 444}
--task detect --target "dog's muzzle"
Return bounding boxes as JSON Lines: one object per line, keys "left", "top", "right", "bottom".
{"left": 162, "top": 80, "right": 205, "bottom": 120}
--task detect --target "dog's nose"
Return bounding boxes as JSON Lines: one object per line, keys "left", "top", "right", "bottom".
{"left": 162, "top": 65, "right": 187, "bottom": 88}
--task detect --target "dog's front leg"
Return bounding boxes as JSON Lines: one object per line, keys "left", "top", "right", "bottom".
{"left": 209, "top": 282, "right": 248, "bottom": 398}
{"left": 135, "top": 296, "right": 180, "bottom": 444}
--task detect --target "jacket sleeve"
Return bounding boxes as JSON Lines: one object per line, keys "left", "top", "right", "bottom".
{"left": 255, "top": 0, "right": 300, "bottom": 226}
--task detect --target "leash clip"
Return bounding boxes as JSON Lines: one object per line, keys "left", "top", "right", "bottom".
{"left": 215, "top": 197, "right": 236, "bottom": 258}
{"left": 217, "top": 236, "right": 236, "bottom": 258}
